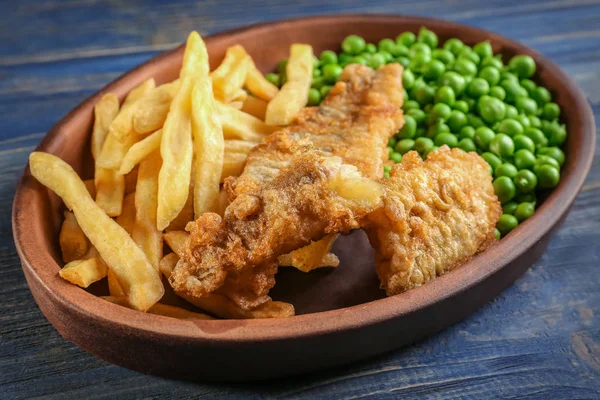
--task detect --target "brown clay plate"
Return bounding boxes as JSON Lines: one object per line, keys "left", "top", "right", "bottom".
{"left": 12, "top": 15, "right": 595, "bottom": 381}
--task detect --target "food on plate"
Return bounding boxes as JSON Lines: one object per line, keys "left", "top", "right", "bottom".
{"left": 277, "top": 233, "right": 340, "bottom": 272}
{"left": 103, "top": 296, "right": 214, "bottom": 320}
{"left": 59, "top": 250, "right": 108, "bottom": 289}
{"left": 362, "top": 147, "right": 502, "bottom": 295}
{"left": 59, "top": 211, "right": 89, "bottom": 263}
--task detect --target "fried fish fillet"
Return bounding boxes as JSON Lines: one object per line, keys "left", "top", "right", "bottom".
{"left": 170, "top": 64, "right": 404, "bottom": 311}
{"left": 362, "top": 146, "right": 502, "bottom": 296}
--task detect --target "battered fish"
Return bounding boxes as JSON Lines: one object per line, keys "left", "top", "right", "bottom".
{"left": 170, "top": 64, "right": 404, "bottom": 311}
{"left": 363, "top": 146, "right": 502, "bottom": 296}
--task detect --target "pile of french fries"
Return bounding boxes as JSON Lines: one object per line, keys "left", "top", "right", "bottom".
{"left": 30, "top": 31, "right": 337, "bottom": 320}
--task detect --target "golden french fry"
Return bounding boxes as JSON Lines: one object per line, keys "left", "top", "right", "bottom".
{"left": 123, "top": 78, "right": 156, "bottom": 107}
{"left": 178, "top": 291, "right": 294, "bottom": 319}
{"left": 221, "top": 152, "right": 247, "bottom": 181}
{"left": 107, "top": 268, "right": 125, "bottom": 297}
{"left": 230, "top": 88, "right": 248, "bottom": 104}
{"left": 157, "top": 76, "right": 193, "bottom": 230}
{"left": 119, "top": 129, "right": 162, "bottom": 175}
{"left": 159, "top": 252, "right": 179, "bottom": 279}
{"left": 265, "top": 44, "right": 313, "bottom": 125}
{"left": 102, "top": 296, "right": 214, "bottom": 320}
{"left": 216, "top": 101, "right": 277, "bottom": 141}
{"left": 59, "top": 211, "right": 89, "bottom": 263}
{"left": 132, "top": 81, "right": 178, "bottom": 134}
{"left": 241, "top": 95, "right": 268, "bottom": 120}
{"left": 116, "top": 192, "right": 136, "bottom": 235}
{"left": 59, "top": 257, "right": 108, "bottom": 288}
{"left": 166, "top": 187, "right": 194, "bottom": 231}
{"left": 227, "top": 101, "right": 244, "bottom": 110}
{"left": 83, "top": 179, "right": 96, "bottom": 198}
{"left": 211, "top": 45, "right": 250, "bottom": 103}
{"left": 191, "top": 77, "right": 224, "bottom": 217}
{"left": 91, "top": 94, "right": 119, "bottom": 160}
{"left": 224, "top": 139, "right": 258, "bottom": 154}
{"left": 95, "top": 168, "right": 124, "bottom": 216}
{"left": 30, "top": 152, "right": 163, "bottom": 311}
{"left": 278, "top": 234, "right": 340, "bottom": 272}
{"left": 245, "top": 60, "right": 279, "bottom": 101}
{"left": 131, "top": 152, "right": 163, "bottom": 271}
{"left": 163, "top": 231, "right": 189, "bottom": 258}
{"left": 181, "top": 32, "right": 209, "bottom": 80}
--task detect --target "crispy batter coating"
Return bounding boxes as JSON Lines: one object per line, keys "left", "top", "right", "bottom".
{"left": 170, "top": 64, "right": 404, "bottom": 311}
{"left": 363, "top": 147, "right": 502, "bottom": 296}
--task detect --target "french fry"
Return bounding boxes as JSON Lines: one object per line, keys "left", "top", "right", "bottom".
{"left": 119, "top": 129, "right": 162, "bottom": 175}
{"left": 163, "top": 231, "right": 189, "bottom": 257}
{"left": 59, "top": 258, "right": 108, "bottom": 288}
{"left": 265, "top": 44, "right": 313, "bottom": 125}
{"left": 132, "top": 82, "right": 178, "bottom": 134}
{"left": 59, "top": 211, "right": 89, "bottom": 263}
{"left": 159, "top": 252, "right": 179, "bottom": 279}
{"left": 123, "top": 78, "right": 156, "bottom": 107}
{"left": 245, "top": 60, "right": 279, "bottom": 101}
{"left": 179, "top": 292, "right": 294, "bottom": 319}
{"left": 124, "top": 166, "right": 138, "bottom": 195}
{"left": 241, "top": 95, "right": 268, "bottom": 120}
{"left": 221, "top": 152, "right": 247, "bottom": 181}
{"left": 230, "top": 88, "right": 248, "bottom": 104}
{"left": 95, "top": 168, "right": 125, "bottom": 216}
{"left": 116, "top": 192, "right": 136, "bottom": 235}
{"left": 30, "top": 152, "right": 163, "bottom": 311}
{"left": 83, "top": 179, "right": 96, "bottom": 198}
{"left": 107, "top": 268, "right": 125, "bottom": 297}
{"left": 211, "top": 45, "right": 250, "bottom": 103}
{"left": 131, "top": 152, "right": 163, "bottom": 271}
{"left": 216, "top": 101, "right": 277, "bottom": 141}
{"left": 278, "top": 234, "right": 340, "bottom": 272}
{"left": 224, "top": 139, "right": 258, "bottom": 154}
{"left": 91, "top": 94, "right": 119, "bottom": 160}
{"left": 102, "top": 296, "right": 214, "bottom": 320}
{"left": 191, "top": 76, "right": 224, "bottom": 217}
{"left": 166, "top": 187, "right": 194, "bottom": 231}
{"left": 181, "top": 32, "right": 209, "bottom": 80}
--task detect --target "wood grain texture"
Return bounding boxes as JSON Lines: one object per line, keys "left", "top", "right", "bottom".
{"left": 1, "top": 0, "right": 599, "bottom": 399}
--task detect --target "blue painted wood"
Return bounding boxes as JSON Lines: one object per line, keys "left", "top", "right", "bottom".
{"left": 0, "top": 1, "right": 599, "bottom": 399}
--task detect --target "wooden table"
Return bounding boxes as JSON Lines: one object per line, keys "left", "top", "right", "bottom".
{"left": 1, "top": 1, "right": 599, "bottom": 398}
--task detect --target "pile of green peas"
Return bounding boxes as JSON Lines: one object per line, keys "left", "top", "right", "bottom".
{"left": 264, "top": 28, "right": 566, "bottom": 238}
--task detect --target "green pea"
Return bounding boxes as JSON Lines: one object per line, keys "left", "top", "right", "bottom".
{"left": 395, "top": 56, "right": 410, "bottom": 67}
{"left": 534, "top": 155, "right": 561, "bottom": 173}
{"left": 501, "top": 79, "right": 527, "bottom": 103}
{"left": 414, "top": 85, "right": 436, "bottom": 105}
{"left": 537, "top": 146, "right": 565, "bottom": 166}
{"left": 383, "top": 164, "right": 391, "bottom": 178}
{"left": 320, "top": 50, "right": 338, "bottom": 65}
{"left": 524, "top": 127, "right": 548, "bottom": 148}
{"left": 513, "top": 135, "right": 536, "bottom": 153}
{"left": 403, "top": 99, "right": 420, "bottom": 111}
{"left": 322, "top": 64, "right": 343, "bottom": 84}
{"left": 427, "top": 120, "right": 450, "bottom": 138}
{"left": 515, "top": 96, "right": 538, "bottom": 116}
{"left": 398, "top": 115, "right": 417, "bottom": 139}
{"left": 478, "top": 66, "right": 500, "bottom": 86}
{"left": 544, "top": 122, "right": 567, "bottom": 146}
{"left": 313, "top": 68, "right": 322, "bottom": 78}
{"left": 431, "top": 103, "right": 452, "bottom": 121}
{"left": 514, "top": 202, "right": 535, "bottom": 222}
{"left": 390, "top": 151, "right": 403, "bottom": 163}
{"left": 406, "top": 108, "right": 427, "bottom": 124}
{"left": 395, "top": 138, "right": 415, "bottom": 154}
{"left": 503, "top": 201, "right": 519, "bottom": 215}
{"left": 497, "top": 214, "right": 519, "bottom": 235}
{"left": 409, "top": 42, "right": 431, "bottom": 57}
{"left": 311, "top": 77, "right": 325, "bottom": 90}
{"left": 515, "top": 192, "right": 537, "bottom": 204}
{"left": 493, "top": 176, "right": 517, "bottom": 203}
{"left": 404, "top": 88, "right": 410, "bottom": 101}
{"left": 514, "top": 149, "right": 536, "bottom": 170}
{"left": 497, "top": 119, "right": 524, "bottom": 137}
{"left": 520, "top": 79, "right": 537, "bottom": 94}
{"left": 443, "top": 38, "right": 464, "bottom": 55}
{"left": 365, "top": 43, "right": 377, "bottom": 54}
{"left": 454, "top": 100, "right": 469, "bottom": 113}
{"left": 466, "top": 78, "right": 489, "bottom": 98}
{"left": 414, "top": 137, "right": 435, "bottom": 153}
{"left": 509, "top": 55, "right": 536, "bottom": 78}
{"left": 417, "top": 27, "right": 438, "bottom": 48}
{"left": 468, "top": 114, "right": 486, "bottom": 129}
{"left": 423, "top": 145, "right": 440, "bottom": 158}
{"left": 542, "top": 102, "right": 561, "bottom": 120}
{"left": 367, "top": 53, "right": 386, "bottom": 69}
{"left": 440, "top": 71, "right": 467, "bottom": 95}
{"left": 473, "top": 41, "right": 493, "bottom": 59}
{"left": 422, "top": 60, "right": 446, "bottom": 81}
{"left": 388, "top": 137, "right": 397, "bottom": 148}
{"left": 459, "top": 126, "right": 476, "bottom": 140}
{"left": 435, "top": 86, "right": 456, "bottom": 106}
{"left": 338, "top": 52, "right": 353, "bottom": 65}
{"left": 489, "top": 86, "right": 506, "bottom": 101}
{"left": 455, "top": 137, "right": 475, "bottom": 152}
{"left": 481, "top": 55, "right": 504, "bottom": 70}
{"left": 531, "top": 86, "right": 551, "bottom": 106}
{"left": 489, "top": 133, "right": 515, "bottom": 157}
{"left": 378, "top": 38, "right": 395, "bottom": 53}
{"left": 528, "top": 115, "right": 542, "bottom": 128}
{"left": 478, "top": 96, "right": 506, "bottom": 123}
{"left": 320, "top": 85, "right": 332, "bottom": 98}
{"left": 265, "top": 72, "right": 281, "bottom": 88}
{"left": 453, "top": 58, "right": 477, "bottom": 76}
{"left": 390, "top": 44, "right": 409, "bottom": 57}
{"left": 401, "top": 69, "right": 416, "bottom": 90}
{"left": 447, "top": 110, "right": 467, "bottom": 132}
{"left": 505, "top": 104, "right": 518, "bottom": 119}
{"left": 348, "top": 56, "right": 366, "bottom": 65}
{"left": 482, "top": 152, "right": 503, "bottom": 171}
{"left": 458, "top": 48, "right": 481, "bottom": 65}
{"left": 409, "top": 52, "right": 431, "bottom": 71}
{"left": 514, "top": 169, "right": 538, "bottom": 193}
{"left": 434, "top": 132, "right": 458, "bottom": 147}
{"left": 432, "top": 48, "right": 455, "bottom": 65}
{"left": 495, "top": 163, "right": 518, "bottom": 178}
{"left": 307, "top": 88, "right": 321, "bottom": 106}
{"left": 495, "top": 228, "right": 502, "bottom": 239}
{"left": 536, "top": 164, "right": 560, "bottom": 188}
{"left": 342, "top": 35, "right": 366, "bottom": 55}
{"left": 380, "top": 51, "right": 394, "bottom": 63}
{"left": 397, "top": 32, "right": 416, "bottom": 47}
{"left": 416, "top": 127, "right": 427, "bottom": 138}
